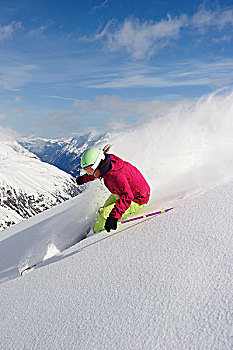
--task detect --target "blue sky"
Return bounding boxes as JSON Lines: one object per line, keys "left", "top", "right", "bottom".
{"left": 0, "top": 0, "right": 233, "bottom": 138}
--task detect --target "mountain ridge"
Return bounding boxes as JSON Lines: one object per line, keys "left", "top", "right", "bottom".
{"left": 0, "top": 141, "right": 81, "bottom": 231}
{"left": 19, "top": 132, "right": 110, "bottom": 177}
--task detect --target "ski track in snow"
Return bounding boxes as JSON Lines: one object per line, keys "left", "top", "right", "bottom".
{"left": 1, "top": 181, "right": 233, "bottom": 349}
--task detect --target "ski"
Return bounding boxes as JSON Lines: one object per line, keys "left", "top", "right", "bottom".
{"left": 119, "top": 207, "right": 173, "bottom": 225}
{"left": 20, "top": 264, "right": 37, "bottom": 276}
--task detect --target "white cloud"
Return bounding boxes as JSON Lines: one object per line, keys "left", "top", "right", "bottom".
{"left": 71, "top": 95, "right": 173, "bottom": 129}
{"left": 40, "top": 95, "right": 174, "bottom": 133}
{"left": 91, "top": 0, "right": 109, "bottom": 13}
{"left": 79, "top": 5, "right": 233, "bottom": 59}
{"left": 47, "top": 95, "right": 77, "bottom": 101}
{"left": 42, "top": 111, "right": 80, "bottom": 132}
{"left": 0, "top": 64, "right": 37, "bottom": 91}
{"left": 0, "top": 21, "right": 23, "bottom": 41}
{"left": 0, "top": 125, "right": 20, "bottom": 141}
{"left": 106, "top": 15, "right": 187, "bottom": 58}
{"left": 86, "top": 59, "right": 233, "bottom": 89}
{"left": 192, "top": 7, "right": 233, "bottom": 32}
{"left": 79, "top": 20, "right": 114, "bottom": 42}
{"left": 212, "top": 35, "right": 232, "bottom": 44}
{"left": 28, "top": 25, "right": 48, "bottom": 38}
{"left": 78, "top": 15, "right": 187, "bottom": 58}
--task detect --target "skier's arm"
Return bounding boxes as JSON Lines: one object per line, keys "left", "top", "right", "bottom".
{"left": 76, "top": 173, "right": 96, "bottom": 185}
{"left": 109, "top": 175, "right": 134, "bottom": 220}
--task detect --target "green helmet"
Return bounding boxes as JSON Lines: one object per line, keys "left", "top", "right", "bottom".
{"left": 81, "top": 147, "right": 105, "bottom": 169}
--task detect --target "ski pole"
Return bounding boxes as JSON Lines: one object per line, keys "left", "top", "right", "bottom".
{"left": 119, "top": 207, "right": 173, "bottom": 224}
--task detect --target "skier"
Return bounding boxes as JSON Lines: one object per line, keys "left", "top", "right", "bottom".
{"left": 76, "top": 145, "right": 150, "bottom": 233}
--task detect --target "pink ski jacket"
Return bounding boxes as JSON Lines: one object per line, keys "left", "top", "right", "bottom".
{"left": 79, "top": 154, "right": 150, "bottom": 220}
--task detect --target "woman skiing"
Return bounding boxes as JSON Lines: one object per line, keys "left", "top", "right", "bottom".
{"left": 76, "top": 145, "right": 150, "bottom": 233}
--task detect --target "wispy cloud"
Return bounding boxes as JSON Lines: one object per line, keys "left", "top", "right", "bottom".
{"left": 91, "top": 0, "right": 109, "bottom": 13}
{"left": 106, "top": 15, "right": 187, "bottom": 59}
{"left": 28, "top": 25, "right": 48, "bottom": 38}
{"left": 80, "top": 5, "right": 233, "bottom": 59}
{"left": 0, "top": 64, "right": 37, "bottom": 91}
{"left": 41, "top": 111, "right": 80, "bottom": 132}
{"left": 79, "top": 19, "right": 114, "bottom": 42}
{"left": 72, "top": 95, "right": 173, "bottom": 127}
{"left": 47, "top": 95, "right": 77, "bottom": 101}
{"left": 0, "top": 21, "right": 23, "bottom": 41}
{"left": 192, "top": 6, "right": 233, "bottom": 32}
{"left": 80, "top": 15, "right": 186, "bottom": 58}
{"left": 0, "top": 125, "right": 20, "bottom": 140}
{"left": 212, "top": 35, "right": 232, "bottom": 44}
{"left": 86, "top": 59, "right": 233, "bottom": 89}
{"left": 41, "top": 95, "right": 173, "bottom": 133}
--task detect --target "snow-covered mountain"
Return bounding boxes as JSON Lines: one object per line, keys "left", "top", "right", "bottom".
{"left": 19, "top": 132, "right": 109, "bottom": 177}
{"left": 0, "top": 141, "right": 80, "bottom": 231}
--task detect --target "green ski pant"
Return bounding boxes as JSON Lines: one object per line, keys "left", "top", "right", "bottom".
{"left": 93, "top": 194, "right": 147, "bottom": 233}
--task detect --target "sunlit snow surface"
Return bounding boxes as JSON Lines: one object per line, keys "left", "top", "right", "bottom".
{"left": 0, "top": 181, "right": 233, "bottom": 349}
{"left": 1, "top": 90, "right": 233, "bottom": 349}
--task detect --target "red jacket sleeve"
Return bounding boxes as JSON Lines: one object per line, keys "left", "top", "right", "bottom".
{"left": 79, "top": 173, "right": 96, "bottom": 184}
{"left": 109, "top": 175, "right": 134, "bottom": 220}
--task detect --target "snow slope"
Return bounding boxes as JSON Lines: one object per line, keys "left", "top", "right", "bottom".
{"left": 1, "top": 180, "right": 233, "bottom": 349}
{"left": 0, "top": 141, "right": 80, "bottom": 230}
{"left": 0, "top": 180, "right": 108, "bottom": 282}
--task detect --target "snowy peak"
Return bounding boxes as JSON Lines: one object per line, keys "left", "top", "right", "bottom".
{"left": 0, "top": 140, "right": 39, "bottom": 160}
{"left": 0, "top": 141, "right": 80, "bottom": 231}
{"left": 19, "top": 132, "right": 110, "bottom": 176}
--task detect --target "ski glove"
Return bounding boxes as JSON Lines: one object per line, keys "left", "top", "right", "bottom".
{"left": 76, "top": 177, "right": 84, "bottom": 186}
{"left": 105, "top": 216, "right": 118, "bottom": 232}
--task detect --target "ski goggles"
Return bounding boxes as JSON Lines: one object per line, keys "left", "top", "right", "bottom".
{"left": 84, "top": 166, "right": 95, "bottom": 175}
